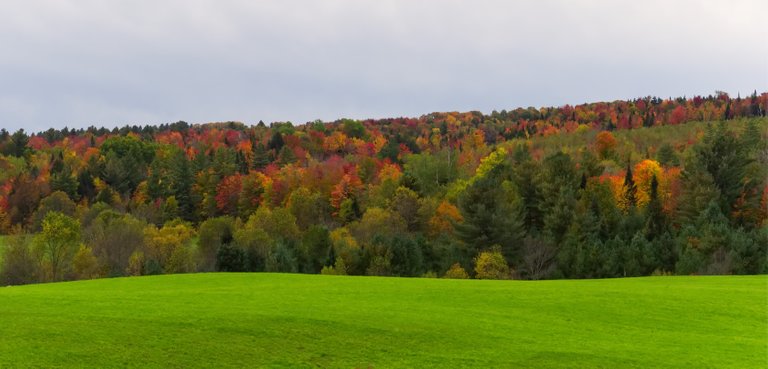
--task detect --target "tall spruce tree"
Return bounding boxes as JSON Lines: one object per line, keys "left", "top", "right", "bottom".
{"left": 622, "top": 161, "right": 637, "bottom": 211}
{"left": 455, "top": 169, "right": 525, "bottom": 263}
{"left": 252, "top": 143, "right": 270, "bottom": 170}
{"left": 170, "top": 150, "right": 194, "bottom": 221}
{"left": 644, "top": 175, "right": 666, "bottom": 240}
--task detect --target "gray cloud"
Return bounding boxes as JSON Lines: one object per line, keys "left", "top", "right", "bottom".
{"left": 0, "top": 0, "right": 766, "bottom": 132}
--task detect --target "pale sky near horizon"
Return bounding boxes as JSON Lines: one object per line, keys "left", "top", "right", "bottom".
{"left": 0, "top": 0, "right": 766, "bottom": 132}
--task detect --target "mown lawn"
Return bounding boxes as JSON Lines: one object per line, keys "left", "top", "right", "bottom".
{"left": 0, "top": 273, "right": 766, "bottom": 368}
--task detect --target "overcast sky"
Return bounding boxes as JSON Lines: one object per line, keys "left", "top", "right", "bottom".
{"left": 0, "top": 0, "right": 766, "bottom": 132}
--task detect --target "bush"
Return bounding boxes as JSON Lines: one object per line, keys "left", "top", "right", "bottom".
{"left": 386, "top": 235, "right": 424, "bottom": 277}
{"left": 216, "top": 243, "right": 247, "bottom": 272}
{"left": 198, "top": 217, "right": 235, "bottom": 272}
{"left": 166, "top": 244, "right": 196, "bottom": 274}
{"left": 443, "top": 263, "right": 469, "bottom": 279}
{"left": 265, "top": 241, "right": 298, "bottom": 273}
{"left": 474, "top": 246, "right": 510, "bottom": 280}
{"left": 143, "top": 222, "right": 195, "bottom": 273}
{"left": 126, "top": 251, "right": 145, "bottom": 276}
{"left": 320, "top": 257, "right": 348, "bottom": 276}
{"left": 0, "top": 235, "right": 40, "bottom": 285}
{"left": 84, "top": 211, "right": 146, "bottom": 277}
{"left": 366, "top": 254, "right": 392, "bottom": 276}
{"left": 72, "top": 244, "right": 101, "bottom": 280}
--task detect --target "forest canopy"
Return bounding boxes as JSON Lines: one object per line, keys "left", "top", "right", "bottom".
{"left": 1, "top": 91, "right": 766, "bottom": 285}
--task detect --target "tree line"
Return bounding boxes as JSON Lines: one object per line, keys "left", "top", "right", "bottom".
{"left": 0, "top": 93, "right": 766, "bottom": 285}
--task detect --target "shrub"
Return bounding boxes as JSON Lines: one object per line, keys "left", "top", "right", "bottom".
{"left": 421, "top": 271, "right": 438, "bottom": 278}
{"left": 0, "top": 235, "right": 40, "bottom": 285}
{"left": 216, "top": 243, "right": 247, "bottom": 272}
{"left": 366, "top": 254, "right": 392, "bottom": 276}
{"left": 198, "top": 216, "right": 235, "bottom": 271}
{"left": 72, "top": 244, "right": 101, "bottom": 280}
{"left": 126, "top": 251, "right": 145, "bottom": 276}
{"left": 443, "top": 263, "right": 469, "bottom": 279}
{"left": 166, "top": 244, "right": 196, "bottom": 274}
{"left": 265, "top": 241, "right": 298, "bottom": 273}
{"left": 474, "top": 246, "right": 510, "bottom": 280}
{"left": 320, "top": 257, "right": 348, "bottom": 276}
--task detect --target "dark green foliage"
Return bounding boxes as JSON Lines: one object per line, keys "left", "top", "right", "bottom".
{"left": 693, "top": 123, "right": 755, "bottom": 221}
{"left": 198, "top": 217, "right": 235, "bottom": 272}
{"left": 424, "top": 234, "right": 466, "bottom": 275}
{"left": 729, "top": 227, "right": 768, "bottom": 274}
{"left": 378, "top": 138, "right": 401, "bottom": 162}
{"left": 30, "top": 191, "right": 77, "bottom": 232}
{"left": 277, "top": 146, "right": 296, "bottom": 165}
{"left": 0, "top": 235, "right": 39, "bottom": 285}
{"left": 4, "top": 129, "right": 30, "bottom": 157}
{"left": 676, "top": 201, "right": 734, "bottom": 275}
{"left": 456, "top": 172, "right": 525, "bottom": 262}
{"left": 644, "top": 175, "right": 667, "bottom": 239}
{"left": 579, "top": 150, "right": 604, "bottom": 178}
{"left": 100, "top": 136, "right": 155, "bottom": 195}
{"left": 623, "top": 162, "right": 637, "bottom": 209}
{"left": 542, "top": 188, "right": 576, "bottom": 245}
{"left": 341, "top": 119, "right": 366, "bottom": 139}
{"left": 676, "top": 160, "right": 720, "bottom": 227}
{"left": 300, "top": 226, "right": 332, "bottom": 273}
{"left": 235, "top": 151, "right": 249, "bottom": 174}
{"left": 403, "top": 150, "right": 458, "bottom": 196}
{"left": 655, "top": 144, "right": 678, "bottom": 166}
{"left": 77, "top": 167, "right": 98, "bottom": 201}
{"left": 338, "top": 197, "right": 361, "bottom": 224}
{"left": 212, "top": 148, "right": 237, "bottom": 179}
{"left": 267, "top": 131, "right": 285, "bottom": 152}
{"left": 252, "top": 143, "right": 270, "bottom": 169}
{"left": 216, "top": 244, "right": 248, "bottom": 272}
{"left": 390, "top": 187, "right": 421, "bottom": 232}
{"left": 513, "top": 149, "right": 544, "bottom": 232}
{"left": 50, "top": 167, "right": 79, "bottom": 201}
{"left": 558, "top": 201, "right": 600, "bottom": 278}
{"left": 266, "top": 240, "right": 298, "bottom": 273}
{"left": 385, "top": 235, "right": 424, "bottom": 277}
{"left": 84, "top": 211, "right": 145, "bottom": 277}
{"left": 94, "top": 187, "right": 117, "bottom": 206}
{"left": 581, "top": 181, "right": 622, "bottom": 241}
{"left": 653, "top": 232, "right": 678, "bottom": 273}
{"left": 80, "top": 202, "right": 113, "bottom": 228}
{"left": 536, "top": 153, "right": 579, "bottom": 240}
{"left": 169, "top": 151, "right": 194, "bottom": 221}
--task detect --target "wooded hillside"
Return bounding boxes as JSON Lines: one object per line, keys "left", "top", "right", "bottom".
{"left": 1, "top": 92, "right": 766, "bottom": 284}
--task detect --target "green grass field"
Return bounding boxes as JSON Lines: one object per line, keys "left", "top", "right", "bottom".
{"left": 0, "top": 274, "right": 766, "bottom": 368}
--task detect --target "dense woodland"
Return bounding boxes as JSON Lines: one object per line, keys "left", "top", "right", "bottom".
{"left": 0, "top": 92, "right": 766, "bottom": 285}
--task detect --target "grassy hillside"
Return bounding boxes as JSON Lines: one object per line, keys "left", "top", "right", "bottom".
{"left": 0, "top": 274, "right": 766, "bottom": 368}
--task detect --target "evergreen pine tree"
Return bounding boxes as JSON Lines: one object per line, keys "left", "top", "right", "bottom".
{"left": 235, "top": 151, "right": 249, "bottom": 174}
{"left": 644, "top": 175, "right": 666, "bottom": 240}
{"left": 278, "top": 146, "right": 297, "bottom": 165}
{"left": 622, "top": 161, "right": 637, "bottom": 210}
{"left": 170, "top": 151, "right": 194, "bottom": 221}
{"left": 267, "top": 131, "right": 285, "bottom": 152}
{"left": 455, "top": 173, "right": 526, "bottom": 263}
{"left": 252, "top": 143, "right": 270, "bottom": 170}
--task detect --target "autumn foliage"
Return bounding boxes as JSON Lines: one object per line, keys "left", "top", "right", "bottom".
{"left": 0, "top": 92, "right": 766, "bottom": 286}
